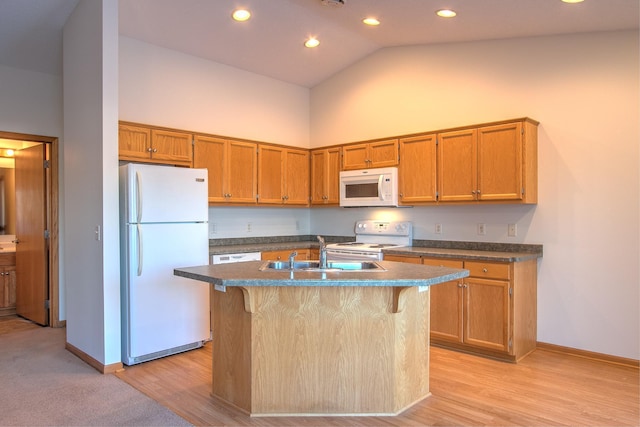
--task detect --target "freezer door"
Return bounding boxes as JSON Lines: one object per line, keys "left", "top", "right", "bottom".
{"left": 121, "top": 163, "right": 208, "bottom": 224}
{"left": 122, "top": 222, "right": 209, "bottom": 363}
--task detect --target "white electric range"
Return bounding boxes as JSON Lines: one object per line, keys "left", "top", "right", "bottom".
{"left": 325, "top": 220, "right": 412, "bottom": 261}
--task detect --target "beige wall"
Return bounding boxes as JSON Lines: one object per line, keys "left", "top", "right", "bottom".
{"left": 310, "top": 30, "right": 640, "bottom": 360}
{"left": 119, "top": 37, "right": 310, "bottom": 148}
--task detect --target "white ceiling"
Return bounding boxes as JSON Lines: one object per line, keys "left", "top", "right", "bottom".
{"left": 0, "top": 0, "right": 638, "bottom": 87}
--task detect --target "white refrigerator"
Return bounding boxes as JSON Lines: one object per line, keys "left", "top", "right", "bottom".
{"left": 119, "top": 163, "right": 210, "bottom": 365}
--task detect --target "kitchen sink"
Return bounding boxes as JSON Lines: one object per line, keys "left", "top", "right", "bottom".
{"left": 259, "top": 260, "right": 386, "bottom": 272}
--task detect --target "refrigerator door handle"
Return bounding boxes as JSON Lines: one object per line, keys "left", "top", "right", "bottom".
{"left": 135, "top": 170, "right": 143, "bottom": 223}
{"left": 137, "top": 224, "right": 143, "bottom": 276}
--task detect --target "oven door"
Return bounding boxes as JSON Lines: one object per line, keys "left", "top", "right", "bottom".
{"left": 326, "top": 249, "right": 383, "bottom": 261}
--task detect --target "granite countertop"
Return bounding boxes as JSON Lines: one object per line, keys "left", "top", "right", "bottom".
{"left": 383, "top": 247, "right": 540, "bottom": 262}
{"left": 208, "top": 236, "right": 543, "bottom": 263}
{"left": 175, "top": 260, "right": 469, "bottom": 288}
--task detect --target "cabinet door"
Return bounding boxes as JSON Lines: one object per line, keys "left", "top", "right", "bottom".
{"left": 283, "top": 149, "right": 309, "bottom": 205}
{"left": 150, "top": 129, "right": 193, "bottom": 166}
{"left": 257, "top": 145, "right": 284, "bottom": 204}
{"left": 324, "top": 147, "right": 342, "bottom": 204}
{"left": 310, "top": 147, "right": 341, "bottom": 205}
{"left": 119, "top": 124, "right": 152, "bottom": 162}
{"left": 310, "top": 149, "right": 326, "bottom": 204}
{"left": 0, "top": 266, "right": 16, "bottom": 310}
{"left": 369, "top": 139, "right": 399, "bottom": 168}
{"left": 438, "top": 129, "right": 477, "bottom": 202}
{"left": 463, "top": 277, "right": 511, "bottom": 352}
{"left": 342, "top": 143, "right": 369, "bottom": 170}
{"left": 423, "top": 258, "right": 464, "bottom": 343}
{"left": 399, "top": 134, "right": 437, "bottom": 204}
{"left": 227, "top": 141, "right": 258, "bottom": 204}
{"left": 193, "top": 135, "right": 227, "bottom": 203}
{"left": 477, "top": 122, "right": 523, "bottom": 201}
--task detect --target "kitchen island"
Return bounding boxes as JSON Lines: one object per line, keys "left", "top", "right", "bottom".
{"left": 175, "top": 260, "right": 468, "bottom": 416}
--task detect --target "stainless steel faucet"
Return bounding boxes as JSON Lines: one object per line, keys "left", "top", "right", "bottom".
{"left": 288, "top": 251, "right": 297, "bottom": 269}
{"left": 317, "top": 235, "right": 327, "bottom": 269}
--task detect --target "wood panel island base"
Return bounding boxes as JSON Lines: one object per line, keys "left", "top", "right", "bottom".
{"left": 174, "top": 260, "right": 469, "bottom": 416}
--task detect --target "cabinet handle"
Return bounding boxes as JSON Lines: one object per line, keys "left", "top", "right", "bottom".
{"left": 483, "top": 268, "right": 488, "bottom": 273}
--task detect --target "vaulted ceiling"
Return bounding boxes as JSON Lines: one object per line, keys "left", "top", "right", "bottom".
{"left": 1, "top": 0, "right": 638, "bottom": 87}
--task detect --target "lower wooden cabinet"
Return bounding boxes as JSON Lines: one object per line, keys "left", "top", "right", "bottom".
{"left": 261, "top": 249, "right": 311, "bottom": 261}
{"left": 384, "top": 253, "right": 537, "bottom": 362}
{"left": 0, "top": 253, "right": 17, "bottom": 316}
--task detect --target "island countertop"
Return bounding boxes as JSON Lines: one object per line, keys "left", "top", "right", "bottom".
{"left": 174, "top": 260, "right": 469, "bottom": 288}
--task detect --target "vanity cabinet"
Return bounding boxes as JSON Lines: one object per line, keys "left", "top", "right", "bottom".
{"left": 0, "top": 252, "right": 17, "bottom": 316}
{"left": 437, "top": 119, "right": 538, "bottom": 204}
{"left": 342, "top": 139, "right": 399, "bottom": 170}
{"left": 258, "top": 145, "right": 309, "bottom": 206}
{"left": 384, "top": 253, "right": 537, "bottom": 362}
{"left": 398, "top": 133, "right": 437, "bottom": 204}
{"left": 118, "top": 123, "right": 193, "bottom": 167}
{"left": 310, "top": 147, "right": 341, "bottom": 205}
{"left": 193, "top": 135, "right": 257, "bottom": 204}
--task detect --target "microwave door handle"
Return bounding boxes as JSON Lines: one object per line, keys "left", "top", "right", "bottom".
{"left": 378, "top": 174, "right": 384, "bottom": 200}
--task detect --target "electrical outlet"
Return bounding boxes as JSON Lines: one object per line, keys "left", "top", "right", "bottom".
{"left": 508, "top": 223, "right": 517, "bottom": 237}
{"left": 211, "top": 223, "right": 217, "bottom": 234}
{"left": 295, "top": 220, "right": 300, "bottom": 231}
{"left": 435, "top": 223, "right": 442, "bottom": 234}
{"left": 477, "top": 223, "right": 486, "bottom": 235}
{"left": 247, "top": 222, "right": 252, "bottom": 232}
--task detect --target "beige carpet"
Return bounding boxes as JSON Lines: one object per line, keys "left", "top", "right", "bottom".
{"left": 0, "top": 326, "right": 192, "bottom": 426}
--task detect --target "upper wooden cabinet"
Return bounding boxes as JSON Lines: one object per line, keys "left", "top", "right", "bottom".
{"left": 342, "top": 139, "right": 399, "bottom": 170}
{"left": 118, "top": 123, "right": 193, "bottom": 167}
{"left": 258, "top": 145, "right": 309, "bottom": 206}
{"left": 398, "top": 134, "right": 437, "bottom": 204}
{"left": 193, "top": 135, "right": 257, "bottom": 204}
{"left": 438, "top": 119, "right": 538, "bottom": 204}
{"left": 310, "top": 147, "right": 341, "bottom": 205}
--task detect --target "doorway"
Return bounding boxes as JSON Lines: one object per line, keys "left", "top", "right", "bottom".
{"left": 0, "top": 130, "right": 59, "bottom": 327}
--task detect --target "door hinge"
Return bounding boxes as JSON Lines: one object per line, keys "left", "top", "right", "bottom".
{"left": 44, "top": 229, "right": 50, "bottom": 239}
{"left": 435, "top": 191, "right": 439, "bottom": 201}
{"left": 509, "top": 287, "right": 513, "bottom": 296}
{"left": 521, "top": 187, "right": 525, "bottom": 196}
{"left": 44, "top": 299, "right": 50, "bottom": 309}
{"left": 43, "top": 160, "right": 50, "bottom": 169}
{"left": 509, "top": 338, "right": 513, "bottom": 348}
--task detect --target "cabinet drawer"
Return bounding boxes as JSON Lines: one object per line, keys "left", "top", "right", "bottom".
{"left": 0, "top": 253, "right": 16, "bottom": 267}
{"left": 465, "top": 261, "right": 510, "bottom": 280}
{"left": 422, "top": 258, "right": 464, "bottom": 269}
{"left": 384, "top": 254, "right": 421, "bottom": 264}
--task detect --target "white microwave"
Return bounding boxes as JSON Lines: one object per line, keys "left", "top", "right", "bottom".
{"left": 339, "top": 167, "right": 399, "bottom": 207}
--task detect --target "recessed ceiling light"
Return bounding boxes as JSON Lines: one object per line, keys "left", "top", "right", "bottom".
{"left": 561, "top": 0, "right": 584, "bottom": 3}
{"left": 436, "top": 9, "right": 457, "bottom": 18}
{"left": 232, "top": 9, "right": 251, "bottom": 22}
{"left": 305, "top": 37, "right": 320, "bottom": 48}
{"left": 363, "top": 17, "right": 380, "bottom": 26}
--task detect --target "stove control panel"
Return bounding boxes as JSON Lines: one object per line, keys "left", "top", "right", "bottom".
{"left": 355, "top": 220, "right": 412, "bottom": 237}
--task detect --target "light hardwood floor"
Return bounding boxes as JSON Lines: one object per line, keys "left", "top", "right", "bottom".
{"left": 115, "top": 342, "right": 639, "bottom": 426}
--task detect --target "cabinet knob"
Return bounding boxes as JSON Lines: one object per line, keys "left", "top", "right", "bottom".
{"left": 147, "top": 147, "right": 153, "bottom": 152}
{"left": 152, "top": 148, "right": 158, "bottom": 153}
{"left": 483, "top": 268, "right": 488, "bottom": 273}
